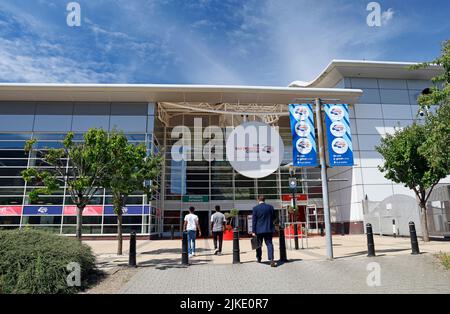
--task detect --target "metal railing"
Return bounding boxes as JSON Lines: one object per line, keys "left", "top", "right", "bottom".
{"left": 284, "top": 222, "right": 309, "bottom": 250}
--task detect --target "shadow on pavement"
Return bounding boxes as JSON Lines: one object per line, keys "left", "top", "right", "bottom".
{"left": 334, "top": 248, "right": 412, "bottom": 260}
{"left": 140, "top": 248, "right": 210, "bottom": 255}
{"left": 137, "top": 258, "right": 209, "bottom": 270}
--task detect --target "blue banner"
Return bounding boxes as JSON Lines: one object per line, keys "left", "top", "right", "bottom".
{"left": 324, "top": 104, "right": 354, "bottom": 167}
{"left": 289, "top": 104, "right": 318, "bottom": 167}
{"left": 23, "top": 205, "right": 63, "bottom": 215}
{"left": 104, "top": 205, "right": 143, "bottom": 216}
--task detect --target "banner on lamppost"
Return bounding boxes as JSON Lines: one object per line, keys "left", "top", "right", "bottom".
{"left": 324, "top": 104, "right": 354, "bottom": 167}
{"left": 289, "top": 104, "right": 318, "bottom": 167}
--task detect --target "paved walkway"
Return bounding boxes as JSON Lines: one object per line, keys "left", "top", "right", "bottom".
{"left": 119, "top": 254, "right": 450, "bottom": 294}
{"left": 84, "top": 235, "right": 450, "bottom": 294}
{"left": 86, "top": 235, "right": 450, "bottom": 271}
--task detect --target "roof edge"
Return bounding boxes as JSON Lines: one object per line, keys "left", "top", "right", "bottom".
{"left": 289, "top": 59, "right": 443, "bottom": 88}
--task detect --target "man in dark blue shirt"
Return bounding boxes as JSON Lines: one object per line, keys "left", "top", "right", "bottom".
{"left": 252, "top": 195, "right": 277, "bottom": 267}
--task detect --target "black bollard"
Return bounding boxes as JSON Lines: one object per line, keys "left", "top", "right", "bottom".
{"left": 170, "top": 225, "right": 175, "bottom": 240}
{"left": 279, "top": 225, "right": 288, "bottom": 263}
{"left": 392, "top": 219, "right": 397, "bottom": 238}
{"left": 409, "top": 222, "right": 420, "bottom": 255}
{"left": 341, "top": 222, "right": 345, "bottom": 236}
{"left": 320, "top": 223, "right": 325, "bottom": 237}
{"left": 128, "top": 231, "right": 137, "bottom": 267}
{"left": 232, "top": 228, "right": 240, "bottom": 264}
{"left": 293, "top": 224, "right": 299, "bottom": 250}
{"left": 366, "top": 223, "right": 376, "bottom": 257}
{"left": 181, "top": 231, "right": 189, "bottom": 265}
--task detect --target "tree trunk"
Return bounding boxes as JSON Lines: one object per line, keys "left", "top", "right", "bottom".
{"left": 117, "top": 212, "right": 123, "bottom": 255}
{"left": 76, "top": 205, "right": 84, "bottom": 241}
{"left": 420, "top": 202, "right": 430, "bottom": 242}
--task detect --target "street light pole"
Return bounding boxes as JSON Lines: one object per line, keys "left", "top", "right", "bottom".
{"left": 288, "top": 167, "right": 299, "bottom": 250}
{"left": 315, "top": 98, "right": 334, "bottom": 260}
{"left": 292, "top": 187, "right": 299, "bottom": 250}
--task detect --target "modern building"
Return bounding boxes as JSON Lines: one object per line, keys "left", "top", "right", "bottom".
{"left": 0, "top": 60, "right": 448, "bottom": 238}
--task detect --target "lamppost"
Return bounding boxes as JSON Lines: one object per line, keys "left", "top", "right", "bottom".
{"left": 314, "top": 98, "right": 334, "bottom": 260}
{"left": 288, "top": 166, "right": 299, "bottom": 250}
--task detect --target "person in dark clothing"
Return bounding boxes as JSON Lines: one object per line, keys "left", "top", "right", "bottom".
{"left": 252, "top": 195, "right": 277, "bottom": 267}
{"left": 210, "top": 205, "right": 226, "bottom": 255}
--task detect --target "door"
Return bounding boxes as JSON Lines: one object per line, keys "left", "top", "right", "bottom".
{"left": 196, "top": 211, "right": 210, "bottom": 238}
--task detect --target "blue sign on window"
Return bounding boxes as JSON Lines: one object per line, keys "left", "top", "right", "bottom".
{"left": 104, "top": 205, "right": 143, "bottom": 216}
{"left": 289, "top": 104, "right": 318, "bottom": 167}
{"left": 143, "top": 206, "right": 157, "bottom": 215}
{"left": 324, "top": 104, "right": 354, "bottom": 167}
{"left": 23, "top": 205, "right": 63, "bottom": 215}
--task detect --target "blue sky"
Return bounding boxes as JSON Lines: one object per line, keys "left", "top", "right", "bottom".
{"left": 0, "top": 0, "right": 448, "bottom": 86}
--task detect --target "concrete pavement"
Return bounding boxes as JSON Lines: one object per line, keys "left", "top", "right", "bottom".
{"left": 84, "top": 235, "right": 450, "bottom": 294}
{"left": 119, "top": 254, "right": 450, "bottom": 294}
{"left": 85, "top": 235, "right": 450, "bottom": 271}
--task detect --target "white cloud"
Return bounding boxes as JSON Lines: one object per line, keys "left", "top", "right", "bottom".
{"left": 0, "top": 0, "right": 409, "bottom": 85}
{"left": 222, "top": 0, "right": 407, "bottom": 84}
{"left": 382, "top": 8, "right": 395, "bottom": 25}
{"left": 0, "top": 37, "right": 118, "bottom": 83}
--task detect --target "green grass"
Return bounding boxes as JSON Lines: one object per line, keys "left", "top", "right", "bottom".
{"left": 435, "top": 252, "right": 450, "bottom": 270}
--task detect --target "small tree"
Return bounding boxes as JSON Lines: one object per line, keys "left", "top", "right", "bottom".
{"left": 413, "top": 40, "right": 450, "bottom": 178}
{"left": 376, "top": 123, "right": 447, "bottom": 242}
{"left": 22, "top": 129, "right": 111, "bottom": 241}
{"left": 105, "top": 132, "right": 161, "bottom": 255}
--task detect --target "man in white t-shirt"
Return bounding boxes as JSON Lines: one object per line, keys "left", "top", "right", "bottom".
{"left": 183, "top": 206, "right": 202, "bottom": 257}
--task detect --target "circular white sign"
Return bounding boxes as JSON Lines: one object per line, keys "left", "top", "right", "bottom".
{"left": 330, "top": 121, "right": 346, "bottom": 137}
{"left": 296, "top": 138, "right": 313, "bottom": 155}
{"left": 328, "top": 106, "right": 345, "bottom": 121}
{"left": 331, "top": 138, "right": 349, "bottom": 154}
{"left": 295, "top": 121, "right": 311, "bottom": 137}
{"left": 292, "top": 106, "right": 309, "bottom": 121}
{"left": 226, "top": 121, "right": 284, "bottom": 179}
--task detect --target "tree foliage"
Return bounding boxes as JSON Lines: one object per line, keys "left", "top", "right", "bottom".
{"left": 22, "top": 129, "right": 111, "bottom": 240}
{"left": 412, "top": 40, "right": 450, "bottom": 109}
{"left": 104, "top": 131, "right": 162, "bottom": 255}
{"left": 377, "top": 40, "right": 450, "bottom": 241}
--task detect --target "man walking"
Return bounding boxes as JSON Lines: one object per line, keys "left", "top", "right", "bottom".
{"left": 184, "top": 206, "right": 201, "bottom": 257}
{"left": 210, "top": 205, "right": 226, "bottom": 255}
{"left": 252, "top": 195, "right": 277, "bottom": 267}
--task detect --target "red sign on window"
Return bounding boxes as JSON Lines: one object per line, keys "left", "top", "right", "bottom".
{"left": 0, "top": 206, "right": 22, "bottom": 216}
{"left": 63, "top": 205, "right": 103, "bottom": 216}
{"left": 281, "top": 194, "right": 308, "bottom": 202}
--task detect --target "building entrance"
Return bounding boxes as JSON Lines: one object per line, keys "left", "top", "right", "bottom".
{"left": 196, "top": 211, "right": 210, "bottom": 238}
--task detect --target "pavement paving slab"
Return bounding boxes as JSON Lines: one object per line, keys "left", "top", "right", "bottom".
{"left": 84, "top": 235, "right": 450, "bottom": 294}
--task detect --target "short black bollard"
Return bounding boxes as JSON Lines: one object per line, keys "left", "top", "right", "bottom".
{"left": 341, "top": 222, "right": 345, "bottom": 236}
{"left": 366, "top": 223, "right": 376, "bottom": 257}
{"left": 181, "top": 231, "right": 189, "bottom": 265}
{"left": 409, "top": 222, "right": 420, "bottom": 255}
{"left": 170, "top": 225, "right": 175, "bottom": 240}
{"left": 128, "top": 231, "right": 137, "bottom": 267}
{"left": 232, "top": 228, "right": 240, "bottom": 264}
{"left": 293, "top": 224, "right": 299, "bottom": 250}
{"left": 279, "top": 225, "right": 288, "bottom": 263}
{"left": 392, "top": 219, "right": 397, "bottom": 238}
{"left": 320, "top": 223, "right": 325, "bottom": 237}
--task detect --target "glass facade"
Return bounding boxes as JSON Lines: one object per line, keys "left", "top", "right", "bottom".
{"left": 0, "top": 101, "right": 162, "bottom": 236}
{"left": 0, "top": 102, "right": 325, "bottom": 237}
{"left": 156, "top": 114, "right": 324, "bottom": 236}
